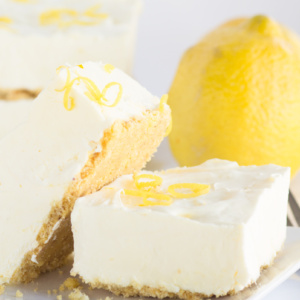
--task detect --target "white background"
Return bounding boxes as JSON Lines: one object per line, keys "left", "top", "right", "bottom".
{"left": 135, "top": 0, "right": 300, "bottom": 96}
{"left": 134, "top": 1, "right": 300, "bottom": 299}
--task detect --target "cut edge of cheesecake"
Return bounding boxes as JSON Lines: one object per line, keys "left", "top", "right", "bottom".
{"left": 0, "top": 88, "right": 40, "bottom": 100}
{"left": 9, "top": 107, "right": 171, "bottom": 284}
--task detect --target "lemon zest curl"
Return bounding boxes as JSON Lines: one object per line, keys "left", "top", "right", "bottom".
{"left": 39, "top": 5, "right": 107, "bottom": 28}
{"left": 56, "top": 66, "right": 123, "bottom": 111}
{"left": 123, "top": 189, "right": 173, "bottom": 206}
{"left": 133, "top": 174, "right": 163, "bottom": 191}
{"left": 168, "top": 183, "right": 210, "bottom": 198}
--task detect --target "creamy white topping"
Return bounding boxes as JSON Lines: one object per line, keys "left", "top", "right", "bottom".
{"left": 0, "top": 0, "right": 142, "bottom": 90}
{"left": 0, "top": 99, "right": 32, "bottom": 139}
{"left": 71, "top": 159, "right": 290, "bottom": 296}
{"left": 0, "top": 61, "right": 161, "bottom": 284}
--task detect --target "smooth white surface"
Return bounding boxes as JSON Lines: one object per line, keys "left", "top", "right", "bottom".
{"left": 0, "top": 99, "right": 31, "bottom": 139}
{"left": 0, "top": 227, "right": 299, "bottom": 300}
{"left": 0, "top": 61, "right": 161, "bottom": 284}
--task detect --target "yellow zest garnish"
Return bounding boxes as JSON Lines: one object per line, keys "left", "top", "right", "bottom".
{"left": 165, "top": 116, "right": 172, "bottom": 137}
{"left": 101, "top": 82, "right": 123, "bottom": 107}
{"left": 123, "top": 189, "right": 146, "bottom": 199}
{"left": 55, "top": 66, "right": 71, "bottom": 92}
{"left": 0, "top": 17, "right": 15, "bottom": 32}
{"left": 167, "top": 183, "right": 210, "bottom": 198}
{"left": 12, "top": 0, "right": 33, "bottom": 2}
{"left": 39, "top": 9, "right": 102, "bottom": 28}
{"left": 123, "top": 189, "right": 173, "bottom": 206}
{"left": 141, "top": 192, "right": 172, "bottom": 206}
{"left": 104, "top": 64, "right": 115, "bottom": 73}
{"left": 63, "top": 77, "right": 99, "bottom": 110}
{"left": 78, "top": 64, "right": 84, "bottom": 69}
{"left": 58, "top": 19, "right": 101, "bottom": 28}
{"left": 40, "top": 5, "right": 107, "bottom": 28}
{"left": 159, "top": 94, "right": 172, "bottom": 136}
{"left": 159, "top": 94, "right": 168, "bottom": 112}
{"left": 133, "top": 174, "right": 163, "bottom": 191}
{"left": 84, "top": 4, "right": 108, "bottom": 19}
{"left": 63, "top": 81, "right": 75, "bottom": 111}
{"left": 56, "top": 66, "right": 123, "bottom": 111}
{"left": 39, "top": 9, "right": 78, "bottom": 26}
{"left": 124, "top": 172, "right": 210, "bottom": 207}
{"left": 0, "top": 17, "right": 12, "bottom": 24}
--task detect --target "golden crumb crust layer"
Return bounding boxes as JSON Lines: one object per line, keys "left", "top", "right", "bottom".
{"left": 88, "top": 281, "right": 214, "bottom": 300}
{"left": 0, "top": 88, "right": 40, "bottom": 100}
{"left": 9, "top": 108, "right": 171, "bottom": 283}
{"left": 76, "top": 259, "right": 277, "bottom": 300}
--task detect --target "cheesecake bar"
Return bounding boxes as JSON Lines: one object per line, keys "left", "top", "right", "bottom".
{"left": 0, "top": 0, "right": 141, "bottom": 99}
{"left": 0, "top": 61, "right": 171, "bottom": 284}
{"left": 71, "top": 159, "right": 290, "bottom": 299}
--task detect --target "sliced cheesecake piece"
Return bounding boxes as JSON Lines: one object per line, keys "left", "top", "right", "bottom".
{"left": 0, "top": 61, "right": 171, "bottom": 284}
{"left": 71, "top": 159, "right": 290, "bottom": 299}
{"left": 0, "top": 0, "right": 142, "bottom": 99}
{"left": 0, "top": 99, "right": 31, "bottom": 138}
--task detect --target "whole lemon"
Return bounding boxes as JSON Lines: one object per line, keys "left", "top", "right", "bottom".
{"left": 168, "top": 15, "right": 300, "bottom": 176}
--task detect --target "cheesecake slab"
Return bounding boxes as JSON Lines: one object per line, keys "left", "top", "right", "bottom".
{"left": 71, "top": 159, "right": 290, "bottom": 299}
{"left": 0, "top": 61, "right": 171, "bottom": 284}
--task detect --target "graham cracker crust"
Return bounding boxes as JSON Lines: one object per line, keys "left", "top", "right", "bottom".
{"left": 9, "top": 107, "right": 171, "bottom": 284}
{"left": 0, "top": 88, "right": 40, "bottom": 100}
{"left": 87, "top": 280, "right": 214, "bottom": 300}
{"left": 76, "top": 255, "right": 280, "bottom": 300}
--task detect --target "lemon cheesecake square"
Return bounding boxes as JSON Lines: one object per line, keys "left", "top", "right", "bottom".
{"left": 0, "top": 0, "right": 141, "bottom": 99}
{"left": 71, "top": 159, "right": 290, "bottom": 299}
{"left": 0, "top": 61, "right": 171, "bottom": 284}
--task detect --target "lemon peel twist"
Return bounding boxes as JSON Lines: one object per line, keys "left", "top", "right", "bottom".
{"left": 58, "top": 19, "right": 102, "bottom": 28}
{"left": 0, "top": 17, "right": 13, "bottom": 31}
{"left": 39, "top": 9, "right": 78, "bottom": 27}
{"left": 104, "top": 64, "right": 115, "bottom": 73}
{"left": 124, "top": 173, "right": 171, "bottom": 206}
{"left": 101, "top": 82, "right": 123, "bottom": 107}
{"left": 55, "top": 66, "right": 71, "bottom": 92}
{"left": 159, "top": 94, "right": 168, "bottom": 112}
{"left": 56, "top": 66, "right": 123, "bottom": 111}
{"left": 133, "top": 174, "right": 163, "bottom": 191}
{"left": 168, "top": 183, "right": 210, "bottom": 198}
{"left": 63, "top": 77, "right": 97, "bottom": 110}
{"left": 12, "top": 0, "right": 33, "bottom": 2}
{"left": 159, "top": 94, "right": 172, "bottom": 136}
{"left": 165, "top": 117, "right": 173, "bottom": 137}
{"left": 123, "top": 172, "right": 210, "bottom": 207}
{"left": 39, "top": 5, "right": 107, "bottom": 28}
{"left": 83, "top": 4, "right": 108, "bottom": 20}
{"left": 0, "top": 17, "right": 12, "bottom": 24}
{"left": 123, "top": 189, "right": 172, "bottom": 206}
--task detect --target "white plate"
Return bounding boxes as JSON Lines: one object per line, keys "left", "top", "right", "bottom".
{"left": 1, "top": 227, "right": 300, "bottom": 300}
